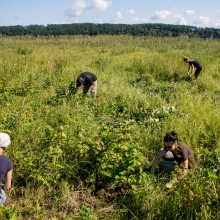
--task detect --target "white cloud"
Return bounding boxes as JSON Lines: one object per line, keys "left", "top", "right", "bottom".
{"left": 151, "top": 10, "right": 172, "bottom": 20}
{"left": 127, "top": 9, "right": 135, "bottom": 15}
{"left": 65, "top": 0, "right": 86, "bottom": 17}
{"left": 116, "top": 11, "right": 122, "bottom": 19}
{"left": 184, "top": 10, "right": 195, "bottom": 16}
{"left": 150, "top": 10, "right": 187, "bottom": 25}
{"left": 173, "top": 13, "right": 187, "bottom": 25}
{"left": 214, "top": 20, "right": 220, "bottom": 26}
{"left": 65, "top": 0, "right": 111, "bottom": 19}
{"left": 92, "top": 0, "right": 111, "bottom": 11}
{"left": 193, "top": 16, "right": 210, "bottom": 25}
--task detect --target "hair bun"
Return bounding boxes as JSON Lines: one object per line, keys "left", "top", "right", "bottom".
{"left": 170, "top": 131, "right": 177, "bottom": 136}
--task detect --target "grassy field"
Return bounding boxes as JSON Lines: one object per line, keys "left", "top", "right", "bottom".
{"left": 0, "top": 35, "right": 219, "bottom": 219}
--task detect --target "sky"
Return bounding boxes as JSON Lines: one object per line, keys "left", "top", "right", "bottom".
{"left": 0, "top": 0, "right": 220, "bottom": 28}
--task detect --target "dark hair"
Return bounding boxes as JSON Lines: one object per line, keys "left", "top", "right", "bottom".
{"left": 164, "top": 131, "right": 178, "bottom": 143}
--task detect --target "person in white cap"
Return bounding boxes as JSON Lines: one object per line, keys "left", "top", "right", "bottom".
{"left": 0, "top": 133, "right": 13, "bottom": 205}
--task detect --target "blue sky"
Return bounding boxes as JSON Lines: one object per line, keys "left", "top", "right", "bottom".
{"left": 0, "top": 0, "right": 220, "bottom": 28}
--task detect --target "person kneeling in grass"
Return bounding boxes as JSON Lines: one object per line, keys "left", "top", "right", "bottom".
{"left": 151, "top": 131, "right": 196, "bottom": 188}
{"left": 75, "top": 72, "right": 97, "bottom": 97}
{"left": 0, "top": 133, "right": 13, "bottom": 205}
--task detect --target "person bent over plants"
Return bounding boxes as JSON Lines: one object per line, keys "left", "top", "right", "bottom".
{"left": 151, "top": 131, "right": 196, "bottom": 188}
{"left": 183, "top": 56, "right": 202, "bottom": 79}
{"left": 75, "top": 72, "right": 97, "bottom": 97}
{"left": 0, "top": 133, "right": 13, "bottom": 205}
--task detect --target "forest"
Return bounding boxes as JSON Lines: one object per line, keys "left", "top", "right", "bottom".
{"left": 0, "top": 23, "right": 220, "bottom": 39}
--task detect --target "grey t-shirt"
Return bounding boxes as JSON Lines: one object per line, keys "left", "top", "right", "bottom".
{"left": 173, "top": 143, "right": 195, "bottom": 168}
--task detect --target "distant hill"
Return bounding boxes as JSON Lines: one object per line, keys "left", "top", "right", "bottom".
{"left": 0, "top": 23, "right": 220, "bottom": 39}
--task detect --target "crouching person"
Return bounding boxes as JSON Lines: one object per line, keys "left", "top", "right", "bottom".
{"left": 0, "top": 133, "right": 13, "bottom": 205}
{"left": 75, "top": 72, "right": 97, "bottom": 97}
{"left": 151, "top": 131, "right": 196, "bottom": 188}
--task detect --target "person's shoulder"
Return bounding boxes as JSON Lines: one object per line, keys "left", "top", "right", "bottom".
{"left": 179, "top": 143, "right": 191, "bottom": 150}
{"left": 0, "top": 155, "right": 12, "bottom": 164}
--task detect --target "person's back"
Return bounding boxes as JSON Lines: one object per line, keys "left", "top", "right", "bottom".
{"left": 75, "top": 72, "right": 98, "bottom": 97}
{"left": 188, "top": 60, "right": 202, "bottom": 70}
{"left": 0, "top": 155, "right": 12, "bottom": 182}
{"left": 77, "top": 72, "right": 97, "bottom": 85}
{"left": 172, "top": 143, "right": 195, "bottom": 168}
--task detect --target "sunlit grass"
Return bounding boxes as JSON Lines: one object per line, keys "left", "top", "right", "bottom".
{"left": 0, "top": 35, "right": 219, "bottom": 219}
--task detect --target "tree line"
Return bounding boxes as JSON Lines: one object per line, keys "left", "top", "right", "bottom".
{"left": 0, "top": 23, "right": 219, "bottom": 39}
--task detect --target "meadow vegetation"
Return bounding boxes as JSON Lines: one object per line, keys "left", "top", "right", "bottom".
{"left": 0, "top": 35, "right": 219, "bottom": 219}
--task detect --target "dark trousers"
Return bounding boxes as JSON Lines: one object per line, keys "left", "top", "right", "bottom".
{"left": 159, "top": 161, "right": 176, "bottom": 173}
{"left": 195, "top": 68, "right": 202, "bottom": 78}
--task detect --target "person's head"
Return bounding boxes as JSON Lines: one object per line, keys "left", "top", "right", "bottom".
{"left": 76, "top": 76, "right": 84, "bottom": 87}
{"left": 163, "top": 131, "right": 178, "bottom": 151}
{"left": 0, "top": 133, "right": 11, "bottom": 152}
{"left": 183, "top": 56, "right": 190, "bottom": 63}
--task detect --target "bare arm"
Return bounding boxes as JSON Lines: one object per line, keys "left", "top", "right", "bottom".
{"left": 151, "top": 149, "right": 166, "bottom": 172}
{"left": 188, "top": 64, "right": 192, "bottom": 75}
{"left": 87, "top": 84, "right": 94, "bottom": 93}
{"left": 75, "top": 85, "right": 81, "bottom": 94}
{"left": 4, "top": 170, "right": 12, "bottom": 191}
{"left": 178, "top": 159, "right": 188, "bottom": 180}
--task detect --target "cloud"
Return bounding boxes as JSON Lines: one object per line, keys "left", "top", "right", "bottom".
{"left": 214, "top": 20, "right": 220, "bottom": 26}
{"left": 65, "top": 0, "right": 111, "bottom": 19}
{"left": 127, "top": 9, "right": 135, "bottom": 15}
{"left": 150, "top": 10, "right": 186, "bottom": 25}
{"left": 116, "top": 11, "right": 122, "bottom": 19}
{"left": 193, "top": 16, "right": 210, "bottom": 25}
{"left": 173, "top": 13, "right": 186, "bottom": 25}
{"left": 92, "top": 0, "right": 111, "bottom": 11}
{"left": 184, "top": 10, "right": 195, "bottom": 16}
{"left": 151, "top": 10, "right": 172, "bottom": 20}
{"left": 65, "top": 0, "right": 86, "bottom": 17}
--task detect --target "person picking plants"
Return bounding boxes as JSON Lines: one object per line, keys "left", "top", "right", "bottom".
{"left": 183, "top": 56, "right": 202, "bottom": 79}
{"left": 151, "top": 131, "right": 196, "bottom": 188}
{"left": 74, "top": 71, "right": 97, "bottom": 97}
{"left": 0, "top": 133, "right": 13, "bottom": 205}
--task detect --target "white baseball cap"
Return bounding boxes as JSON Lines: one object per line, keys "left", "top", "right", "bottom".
{"left": 0, "top": 133, "right": 11, "bottom": 148}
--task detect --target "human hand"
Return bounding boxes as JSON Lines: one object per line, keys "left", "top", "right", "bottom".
{"left": 165, "top": 178, "right": 178, "bottom": 189}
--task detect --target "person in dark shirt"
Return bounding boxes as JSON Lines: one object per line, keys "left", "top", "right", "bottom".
{"left": 183, "top": 56, "right": 203, "bottom": 79}
{"left": 75, "top": 72, "right": 97, "bottom": 97}
{"left": 0, "top": 133, "right": 13, "bottom": 205}
{"left": 151, "top": 131, "right": 196, "bottom": 188}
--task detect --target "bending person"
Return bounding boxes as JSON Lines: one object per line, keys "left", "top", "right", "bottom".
{"left": 183, "top": 56, "right": 202, "bottom": 79}
{"left": 0, "top": 133, "right": 13, "bottom": 205}
{"left": 75, "top": 72, "right": 97, "bottom": 97}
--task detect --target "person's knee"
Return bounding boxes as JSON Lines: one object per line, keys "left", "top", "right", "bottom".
{"left": 159, "top": 161, "right": 176, "bottom": 173}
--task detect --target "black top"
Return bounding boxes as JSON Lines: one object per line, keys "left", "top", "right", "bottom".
{"left": 0, "top": 155, "right": 13, "bottom": 184}
{"left": 76, "top": 72, "right": 97, "bottom": 87}
{"left": 189, "top": 60, "right": 202, "bottom": 69}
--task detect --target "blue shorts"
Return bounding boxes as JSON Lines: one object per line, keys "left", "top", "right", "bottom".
{"left": 159, "top": 161, "right": 176, "bottom": 173}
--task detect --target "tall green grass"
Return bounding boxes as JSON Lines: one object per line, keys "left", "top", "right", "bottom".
{"left": 0, "top": 35, "right": 219, "bottom": 219}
